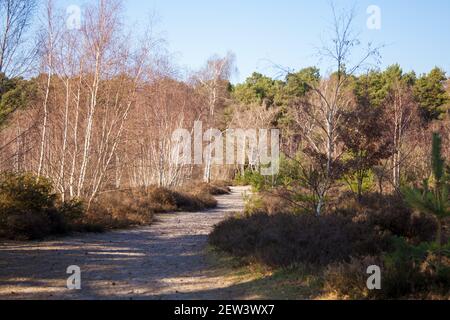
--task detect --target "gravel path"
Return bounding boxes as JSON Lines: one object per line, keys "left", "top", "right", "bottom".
{"left": 0, "top": 186, "right": 251, "bottom": 300}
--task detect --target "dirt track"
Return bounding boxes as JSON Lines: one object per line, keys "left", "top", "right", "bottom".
{"left": 0, "top": 186, "right": 252, "bottom": 300}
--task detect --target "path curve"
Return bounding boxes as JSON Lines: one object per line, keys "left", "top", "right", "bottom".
{"left": 0, "top": 186, "right": 250, "bottom": 300}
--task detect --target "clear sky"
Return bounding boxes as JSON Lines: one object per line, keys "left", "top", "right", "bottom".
{"left": 59, "top": 0, "right": 450, "bottom": 83}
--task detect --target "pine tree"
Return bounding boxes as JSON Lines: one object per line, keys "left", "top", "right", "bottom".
{"left": 404, "top": 133, "right": 450, "bottom": 263}
{"left": 413, "top": 68, "right": 449, "bottom": 121}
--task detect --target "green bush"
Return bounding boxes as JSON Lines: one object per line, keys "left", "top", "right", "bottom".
{"left": 382, "top": 238, "right": 450, "bottom": 298}
{"left": 404, "top": 133, "right": 450, "bottom": 265}
{"left": 235, "top": 170, "right": 267, "bottom": 191}
{"left": 0, "top": 173, "right": 56, "bottom": 211}
{"left": 0, "top": 173, "right": 67, "bottom": 240}
{"left": 58, "top": 198, "right": 85, "bottom": 224}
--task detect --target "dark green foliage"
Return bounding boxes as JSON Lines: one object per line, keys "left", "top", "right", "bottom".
{"left": 232, "top": 67, "right": 320, "bottom": 108}
{"left": 234, "top": 155, "right": 304, "bottom": 192}
{"left": 413, "top": 68, "right": 449, "bottom": 121}
{"left": 353, "top": 64, "right": 416, "bottom": 108}
{"left": 58, "top": 198, "right": 85, "bottom": 224}
{"left": 232, "top": 72, "right": 283, "bottom": 107}
{"left": 282, "top": 67, "right": 320, "bottom": 100}
{"left": 403, "top": 133, "right": 450, "bottom": 250}
{"left": 0, "top": 74, "right": 36, "bottom": 127}
{"left": 0, "top": 173, "right": 65, "bottom": 239}
{"left": 0, "top": 172, "right": 56, "bottom": 210}
{"left": 234, "top": 170, "right": 267, "bottom": 191}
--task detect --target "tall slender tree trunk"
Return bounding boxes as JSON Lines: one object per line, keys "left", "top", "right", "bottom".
{"left": 37, "top": 60, "right": 52, "bottom": 178}
{"left": 57, "top": 80, "right": 70, "bottom": 200}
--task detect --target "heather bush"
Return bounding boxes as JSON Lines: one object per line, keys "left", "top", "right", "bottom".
{"left": 189, "top": 182, "right": 231, "bottom": 196}
{"left": 336, "top": 193, "right": 438, "bottom": 243}
{"left": 146, "top": 187, "right": 178, "bottom": 212}
{"left": 0, "top": 173, "right": 70, "bottom": 239}
{"left": 0, "top": 173, "right": 222, "bottom": 240}
{"left": 87, "top": 184, "right": 219, "bottom": 231}
{"left": 172, "top": 189, "right": 217, "bottom": 211}
{"left": 324, "top": 256, "right": 383, "bottom": 299}
{"left": 325, "top": 238, "right": 450, "bottom": 299}
{"left": 146, "top": 184, "right": 219, "bottom": 212}
{"left": 209, "top": 213, "right": 387, "bottom": 267}
{"left": 58, "top": 198, "right": 85, "bottom": 224}
{"left": 88, "top": 189, "right": 155, "bottom": 230}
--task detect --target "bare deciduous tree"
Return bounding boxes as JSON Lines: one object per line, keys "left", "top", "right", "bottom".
{"left": 194, "top": 52, "right": 236, "bottom": 182}
{"left": 292, "top": 5, "right": 381, "bottom": 215}
{"left": 0, "top": 0, "right": 37, "bottom": 76}
{"left": 384, "top": 79, "right": 420, "bottom": 190}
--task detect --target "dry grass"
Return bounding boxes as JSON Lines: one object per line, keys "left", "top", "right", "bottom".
{"left": 181, "top": 181, "right": 231, "bottom": 196}
{"left": 84, "top": 182, "right": 223, "bottom": 232}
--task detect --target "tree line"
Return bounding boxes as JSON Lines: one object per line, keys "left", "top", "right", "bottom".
{"left": 0, "top": 0, "right": 449, "bottom": 215}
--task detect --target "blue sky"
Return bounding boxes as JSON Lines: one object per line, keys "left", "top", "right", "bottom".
{"left": 59, "top": 0, "right": 450, "bottom": 82}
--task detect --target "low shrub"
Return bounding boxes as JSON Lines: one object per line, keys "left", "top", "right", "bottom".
{"left": 88, "top": 189, "right": 155, "bottom": 230}
{"left": 336, "top": 193, "right": 438, "bottom": 244}
{"left": 146, "top": 187, "right": 178, "bottom": 212}
{"left": 88, "top": 185, "right": 218, "bottom": 231}
{"left": 209, "top": 213, "right": 387, "bottom": 268}
{"left": 58, "top": 198, "right": 85, "bottom": 224}
{"left": 0, "top": 173, "right": 221, "bottom": 240}
{"left": 324, "top": 256, "right": 383, "bottom": 299}
{"left": 172, "top": 189, "right": 217, "bottom": 211}
{"left": 182, "top": 181, "right": 231, "bottom": 196}
{"left": 143, "top": 184, "right": 219, "bottom": 212}
{"left": 0, "top": 173, "right": 73, "bottom": 240}
{"left": 199, "top": 182, "right": 231, "bottom": 196}
{"left": 244, "top": 188, "right": 298, "bottom": 215}
{"left": 234, "top": 170, "right": 267, "bottom": 191}
{"left": 325, "top": 238, "right": 450, "bottom": 299}
{"left": 211, "top": 180, "right": 233, "bottom": 191}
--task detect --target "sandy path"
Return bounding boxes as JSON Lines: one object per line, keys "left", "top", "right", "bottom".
{"left": 0, "top": 186, "right": 251, "bottom": 300}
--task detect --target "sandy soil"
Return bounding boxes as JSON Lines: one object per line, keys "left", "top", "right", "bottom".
{"left": 0, "top": 186, "right": 253, "bottom": 300}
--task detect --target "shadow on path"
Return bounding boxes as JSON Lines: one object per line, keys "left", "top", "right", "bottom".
{"left": 0, "top": 187, "right": 251, "bottom": 300}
